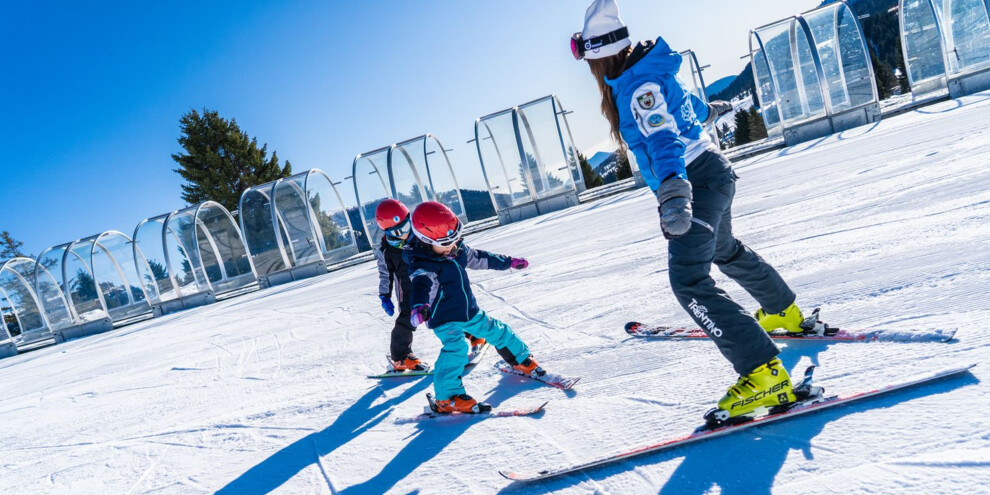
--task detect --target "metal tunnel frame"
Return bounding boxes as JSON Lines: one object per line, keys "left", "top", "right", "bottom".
{"left": 750, "top": 1, "right": 881, "bottom": 146}
{"left": 352, "top": 134, "right": 470, "bottom": 248}
{"left": 473, "top": 95, "right": 584, "bottom": 226}
{"left": 238, "top": 169, "right": 358, "bottom": 288}
{"left": 899, "top": 0, "right": 990, "bottom": 98}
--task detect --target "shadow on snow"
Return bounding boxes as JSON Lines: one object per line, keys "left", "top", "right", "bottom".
{"left": 497, "top": 352, "right": 977, "bottom": 494}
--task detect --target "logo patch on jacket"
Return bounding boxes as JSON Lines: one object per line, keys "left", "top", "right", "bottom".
{"left": 637, "top": 91, "right": 655, "bottom": 110}
{"left": 648, "top": 114, "right": 665, "bottom": 127}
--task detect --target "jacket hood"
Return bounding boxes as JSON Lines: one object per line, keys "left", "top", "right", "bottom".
{"left": 605, "top": 36, "right": 682, "bottom": 90}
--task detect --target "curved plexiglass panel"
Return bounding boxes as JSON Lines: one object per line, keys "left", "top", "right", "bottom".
{"left": 804, "top": 3, "right": 877, "bottom": 113}
{"left": 32, "top": 259, "right": 74, "bottom": 331}
{"left": 163, "top": 212, "right": 210, "bottom": 297}
{"left": 191, "top": 202, "right": 256, "bottom": 293}
{"left": 935, "top": 0, "right": 990, "bottom": 74}
{"left": 304, "top": 170, "right": 358, "bottom": 262}
{"left": 90, "top": 232, "right": 151, "bottom": 321}
{"left": 423, "top": 136, "right": 467, "bottom": 220}
{"left": 0, "top": 259, "right": 50, "bottom": 343}
{"left": 239, "top": 184, "right": 290, "bottom": 276}
{"left": 678, "top": 50, "right": 709, "bottom": 103}
{"left": 62, "top": 240, "right": 107, "bottom": 323}
{"left": 133, "top": 215, "right": 175, "bottom": 303}
{"left": 751, "top": 44, "right": 784, "bottom": 137}
{"left": 476, "top": 110, "right": 530, "bottom": 210}
{"left": 517, "top": 97, "right": 577, "bottom": 199}
{"left": 273, "top": 174, "right": 322, "bottom": 267}
{"left": 388, "top": 140, "right": 430, "bottom": 209}
{"left": 756, "top": 18, "right": 828, "bottom": 126}
{"left": 901, "top": 0, "right": 948, "bottom": 90}
{"left": 352, "top": 148, "right": 392, "bottom": 246}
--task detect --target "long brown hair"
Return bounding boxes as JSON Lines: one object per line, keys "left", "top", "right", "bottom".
{"left": 587, "top": 46, "right": 632, "bottom": 147}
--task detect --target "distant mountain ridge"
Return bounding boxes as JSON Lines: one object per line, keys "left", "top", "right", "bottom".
{"left": 705, "top": 76, "right": 736, "bottom": 99}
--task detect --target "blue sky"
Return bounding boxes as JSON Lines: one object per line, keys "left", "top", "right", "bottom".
{"left": 0, "top": 0, "right": 817, "bottom": 256}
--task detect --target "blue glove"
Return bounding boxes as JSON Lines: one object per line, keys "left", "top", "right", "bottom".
{"left": 380, "top": 294, "right": 394, "bottom": 316}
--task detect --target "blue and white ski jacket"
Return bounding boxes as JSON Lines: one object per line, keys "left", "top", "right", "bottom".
{"left": 404, "top": 239, "right": 513, "bottom": 329}
{"left": 604, "top": 37, "right": 715, "bottom": 192}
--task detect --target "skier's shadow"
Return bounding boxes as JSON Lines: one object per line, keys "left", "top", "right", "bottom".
{"left": 339, "top": 385, "right": 529, "bottom": 494}
{"left": 216, "top": 378, "right": 431, "bottom": 494}
{"left": 653, "top": 372, "right": 977, "bottom": 495}
{"left": 496, "top": 369, "right": 976, "bottom": 494}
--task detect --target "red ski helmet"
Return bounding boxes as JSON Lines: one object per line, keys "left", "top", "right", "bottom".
{"left": 375, "top": 199, "right": 411, "bottom": 237}
{"left": 411, "top": 201, "right": 462, "bottom": 247}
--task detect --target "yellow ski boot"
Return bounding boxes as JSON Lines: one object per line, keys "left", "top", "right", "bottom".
{"left": 706, "top": 358, "right": 797, "bottom": 425}
{"left": 755, "top": 303, "right": 805, "bottom": 333}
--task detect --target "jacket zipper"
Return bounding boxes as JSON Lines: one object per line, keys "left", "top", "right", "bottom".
{"left": 450, "top": 258, "right": 470, "bottom": 321}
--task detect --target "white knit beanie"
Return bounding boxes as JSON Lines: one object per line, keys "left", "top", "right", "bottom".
{"left": 581, "top": 0, "right": 631, "bottom": 59}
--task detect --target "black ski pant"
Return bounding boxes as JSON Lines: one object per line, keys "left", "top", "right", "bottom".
{"left": 390, "top": 301, "right": 417, "bottom": 362}
{"left": 667, "top": 150, "right": 795, "bottom": 376}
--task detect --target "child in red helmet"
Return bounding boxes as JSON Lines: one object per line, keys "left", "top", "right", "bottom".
{"left": 374, "top": 199, "right": 427, "bottom": 372}
{"left": 404, "top": 201, "right": 538, "bottom": 414}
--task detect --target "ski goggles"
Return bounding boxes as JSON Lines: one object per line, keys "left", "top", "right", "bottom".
{"left": 385, "top": 217, "right": 411, "bottom": 239}
{"left": 570, "top": 27, "right": 629, "bottom": 60}
{"left": 413, "top": 221, "right": 463, "bottom": 248}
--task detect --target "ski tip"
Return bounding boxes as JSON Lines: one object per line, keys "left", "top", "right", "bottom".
{"left": 624, "top": 321, "right": 643, "bottom": 333}
{"left": 498, "top": 470, "right": 519, "bottom": 480}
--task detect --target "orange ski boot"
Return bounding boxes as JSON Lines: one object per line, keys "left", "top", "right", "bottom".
{"left": 429, "top": 393, "right": 492, "bottom": 414}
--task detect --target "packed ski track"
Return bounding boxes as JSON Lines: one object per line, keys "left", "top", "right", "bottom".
{"left": 2, "top": 92, "right": 990, "bottom": 494}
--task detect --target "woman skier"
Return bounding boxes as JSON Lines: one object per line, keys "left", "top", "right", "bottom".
{"left": 404, "top": 201, "right": 544, "bottom": 414}
{"left": 572, "top": 0, "right": 810, "bottom": 422}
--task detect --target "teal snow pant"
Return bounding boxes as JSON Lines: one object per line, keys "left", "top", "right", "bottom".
{"left": 431, "top": 310, "right": 531, "bottom": 400}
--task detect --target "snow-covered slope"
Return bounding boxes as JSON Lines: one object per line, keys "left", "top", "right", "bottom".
{"left": 2, "top": 93, "right": 990, "bottom": 494}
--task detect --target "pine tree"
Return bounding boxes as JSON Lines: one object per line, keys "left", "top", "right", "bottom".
{"left": 172, "top": 109, "right": 292, "bottom": 212}
{"left": 733, "top": 109, "right": 752, "bottom": 146}
{"left": 577, "top": 151, "right": 604, "bottom": 189}
{"left": 1, "top": 231, "right": 26, "bottom": 259}
{"left": 748, "top": 107, "right": 768, "bottom": 141}
{"left": 614, "top": 148, "right": 632, "bottom": 180}
{"left": 871, "top": 52, "right": 894, "bottom": 100}
{"left": 895, "top": 45, "right": 911, "bottom": 94}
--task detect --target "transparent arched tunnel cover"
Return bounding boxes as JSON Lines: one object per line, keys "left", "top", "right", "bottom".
{"left": 755, "top": 18, "right": 827, "bottom": 126}
{"left": 388, "top": 140, "right": 430, "bottom": 211}
{"left": 61, "top": 241, "right": 109, "bottom": 323}
{"left": 273, "top": 174, "right": 323, "bottom": 267}
{"left": 804, "top": 2, "right": 876, "bottom": 113}
{"left": 751, "top": 44, "right": 784, "bottom": 136}
{"left": 189, "top": 201, "right": 256, "bottom": 293}
{"left": 91, "top": 232, "right": 151, "bottom": 321}
{"left": 304, "top": 170, "right": 358, "bottom": 263}
{"left": 516, "top": 97, "right": 577, "bottom": 200}
{"left": 240, "top": 185, "right": 290, "bottom": 276}
{"left": 677, "top": 51, "right": 708, "bottom": 103}
{"left": 423, "top": 136, "right": 467, "bottom": 221}
{"left": 164, "top": 211, "right": 212, "bottom": 298}
{"left": 935, "top": 0, "right": 990, "bottom": 74}
{"left": 353, "top": 148, "right": 392, "bottom": 246}
{"left": 476, "top": 110, "right": 531, "bottom": 210}
{"left": 32, "top": 258, "right": 74, "bottom": 331}
{"left": 901, "top": 0, "right": 948, "bottom": 88}
{"left": 134, "top": 215, "right": 174, "bottom": 304}
{"left": 0, "top": 259, "right": 49, "bottom": 340}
